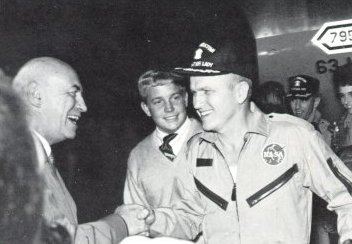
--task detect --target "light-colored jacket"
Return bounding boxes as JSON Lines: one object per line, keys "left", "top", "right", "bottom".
{"left": 174, "top": 108, "right": 352, "bottom": 244}
{"left": 33, "top": 133, "right": 128, "bottom": 244}
{"left": 124, "top": 118, "right": 203, "bottom": 239}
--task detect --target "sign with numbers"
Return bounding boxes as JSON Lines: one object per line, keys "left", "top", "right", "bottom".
{"left": 312, "top": 19, "right": 352, "bottom": 55}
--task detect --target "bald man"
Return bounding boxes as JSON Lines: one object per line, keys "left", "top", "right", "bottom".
{"left": 12, "top": 57, "right": 153, "bottom": 244}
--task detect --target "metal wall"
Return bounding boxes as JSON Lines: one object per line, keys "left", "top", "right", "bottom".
{"left": 240, "top": 0, "right": 352, "bottom": 121}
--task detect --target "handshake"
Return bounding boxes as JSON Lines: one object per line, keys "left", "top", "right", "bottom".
{"left": 115, "top": 204, "right": 156, "bottom": 236}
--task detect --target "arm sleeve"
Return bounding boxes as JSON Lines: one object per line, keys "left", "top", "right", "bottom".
{"left": 124, "top": 166, "right": 149, "bottom": 206}
{"left": 50, "top": 213, "right": 128, "bottom": 244}
{"left": 303, "top": 130, "right": 352, "bottom": 243}
{"left": 75, "top": 217, "right": 128, "bottom": 244}
{"left": 149, "top": 146, "right": 205, "bottom": 241}
{"left": 149, "top": 176, "right": 204, "bottom": 240}
{"left": 123, "top": 151, "right": 203, "bottom": 240}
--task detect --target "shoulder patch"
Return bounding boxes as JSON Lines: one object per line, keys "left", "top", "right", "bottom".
{"left": 262, "top": 143, "right": 285, "bottom": 165}
{"left": 318, "top": 118, "right": 332, "bottom": 134}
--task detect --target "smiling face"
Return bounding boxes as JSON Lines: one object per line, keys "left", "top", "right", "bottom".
{"left": 190, "top": 74, "right": 243, "bottom": 133}
{"left": 141, "top": 82, "right": 188, "bottom": 134}
{"left": 39, "top": 67, "right": 87, "bottom": 144}
{"left": 338, "top": 85, "right": 352, "bottom": 114}
{"left": 290, "top": 97, "right": 317, "bottom": 121}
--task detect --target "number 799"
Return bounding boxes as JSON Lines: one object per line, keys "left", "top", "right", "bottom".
{"left": 331, "top": 30, "right": 352, "bottom": 43}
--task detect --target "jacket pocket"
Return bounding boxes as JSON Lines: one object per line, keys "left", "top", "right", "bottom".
{"left": 194, "top": 177, "right": 228, "bottom": 210}
{"left": 246, "top": 164, "right": 298, "bottom": 207}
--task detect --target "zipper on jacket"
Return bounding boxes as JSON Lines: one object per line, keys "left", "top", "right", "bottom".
{"left": 326, "top": 157, "right": 352, "bottom": 195}
{"left": 246, "top": 164, "right": 298, "bottom": 207}
{"left": 194, "top": 177, "right": 228, "bottom": 210}
{"left": 210, "top": 142, "right": 237, "bottom": 202}
{"left": 231, "top": 183, "right": 237, "bottom": 201}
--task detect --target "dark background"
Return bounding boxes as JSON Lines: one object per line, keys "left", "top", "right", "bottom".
{"left": 1, "top": 0, "right": 352, "bottom": 223}
{"left": 0, "top": 0, "right": 249, "bottom": 222}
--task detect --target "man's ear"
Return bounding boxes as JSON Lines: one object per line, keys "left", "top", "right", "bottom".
{"left": 184, "top": 92, "right": 189, "bottom": 107}
{"left": 141, "top": 101, "right": 151, "bottom": 117}
{"left": 235, "top": 81, "right": 250, "bottom": 104}
{"left": 26, "top": 81, "right": 41, "bottom": 108}
{"left": 313, "top": 97, "right": 321, "bottom": 109}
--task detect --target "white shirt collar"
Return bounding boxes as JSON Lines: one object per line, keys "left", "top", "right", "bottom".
{"left": 33, "top": 130, "right": 52, "bottom": 157}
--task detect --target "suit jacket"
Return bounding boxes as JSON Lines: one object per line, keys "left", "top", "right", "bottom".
{"left": 33, "top": 133, "right": 128, "bottom": 244}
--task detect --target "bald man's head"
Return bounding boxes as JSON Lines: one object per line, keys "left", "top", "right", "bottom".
{"left": 12, "top": 57, "right": 88, "bottom": 145}
{"left": 13, "top": 57, "right": 75, "bottom": 92}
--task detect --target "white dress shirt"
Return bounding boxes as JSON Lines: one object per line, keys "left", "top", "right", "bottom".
{"left": 154, "top": 117, "right": 191, "bottom": 156}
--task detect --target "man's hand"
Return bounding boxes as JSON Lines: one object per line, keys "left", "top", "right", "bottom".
{"left": 115, "top": 204, "right": 155, "bottom": 236}
{"left": 343, "top": 240, "right": 352, "bottom": 244}
{"left": 145, "top": 209, "right": 156, "bottom": 226}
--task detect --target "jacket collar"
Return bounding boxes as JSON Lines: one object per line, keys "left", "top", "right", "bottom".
{"left": 32, "top": 130, "right": 52, "bottom": 157}
{"left": 199, "top": 102, "right": 269, "bottom": 144}
{"left": 189, "top": 117, "right": 204, "bottom": 135}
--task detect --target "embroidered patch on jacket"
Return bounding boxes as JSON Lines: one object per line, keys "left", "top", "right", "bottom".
{"left": 262, "top": 144, "right": 285, "bottom": 165}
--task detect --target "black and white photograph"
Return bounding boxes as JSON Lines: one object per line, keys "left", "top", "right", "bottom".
{"left": 2, "top": 1, "right": 352, "bottom": 243}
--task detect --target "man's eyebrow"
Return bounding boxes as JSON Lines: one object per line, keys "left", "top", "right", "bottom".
{"left": 192, "top": 86, "right": 210, "bottom": 91}
{"left": 171, "top": 91, "right": 183, "bottom": 95}
{"left": 151, "top": 96, "right": 162, "bottom": 101}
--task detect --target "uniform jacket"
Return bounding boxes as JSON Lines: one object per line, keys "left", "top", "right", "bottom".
{"left": 33, "top": 133, "right": 128, "bottom": 244}
{"left": 124, "top": 118, "right": 202, "bottom": 239}
{"left": 335, "top": 112, "right": 352, "bottom": 149}
{"left": 174, "top": 106, "right": 352, "bottom": 244}
{"left": 311, "top": 109, "right": 332, "bottom": 146}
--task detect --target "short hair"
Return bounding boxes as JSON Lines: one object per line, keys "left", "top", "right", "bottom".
{"left": 225, "top": 74, "right": 253, "bottom": 102}
{"left": 0, "top": 85, "right": 43, "bottom": 244}
{"left": 137, "top": 70, "right": 186, "bottom": 101}
{"left": 253, "top": 81, "right": 289, "bottom": 114}
{"left": 227, "top": 74, "right": 252, "bottom": 89}
{"left": 333, "top": 63, "right": 352, "bottom": 89}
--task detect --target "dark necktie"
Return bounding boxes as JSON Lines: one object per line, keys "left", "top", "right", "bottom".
{"left": 159, "top": 133, "right": 177, "bottom": 161}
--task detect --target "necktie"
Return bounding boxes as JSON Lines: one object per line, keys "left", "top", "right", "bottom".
{"left": 159, "top": 133, "right": 177, "bottom": 161}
